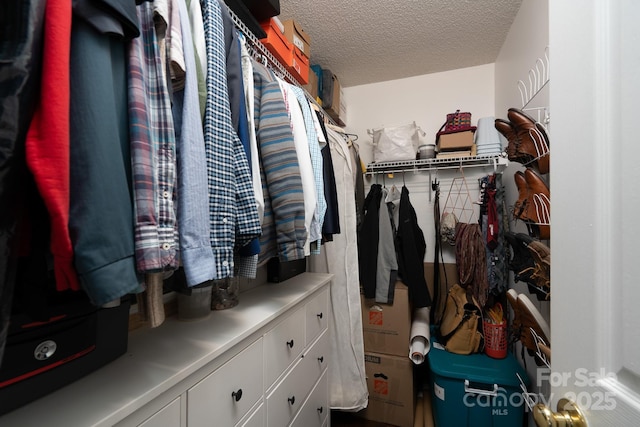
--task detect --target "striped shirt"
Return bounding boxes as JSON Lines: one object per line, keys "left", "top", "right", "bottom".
{"left": 252, "top": 61, "right": 306, "bottom": 263}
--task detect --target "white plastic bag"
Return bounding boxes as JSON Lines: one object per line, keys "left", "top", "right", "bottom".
{"left": 370, "top": 122, "right": 424, "bottom": 162}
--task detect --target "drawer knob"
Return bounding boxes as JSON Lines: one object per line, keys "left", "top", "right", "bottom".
{"left": 317, "top": 312, "right": 323, "bottom": 319}
{"left": 288, "top": 396, "right": 296, "bottom": 405}
{"left": 286, "top": 339, "right": 294, "bottom": 349}
{"left": 232, "top": 389, "right": 243, "bottom": 402}
{"left": 317, "top": 356, "right": 324, "bottom": 364}
{"left": 317, "top": 406, "right": 324, "bottom": 414}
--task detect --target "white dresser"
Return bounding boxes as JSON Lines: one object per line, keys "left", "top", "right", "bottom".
{"left": 0, "top": 272, "right": 332, "bottom": 427}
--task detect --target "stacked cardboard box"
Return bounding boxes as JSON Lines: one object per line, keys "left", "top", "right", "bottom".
{"left": 259, "top": 18, "right": 311, "bottom": 86}
{"left": 436, "top": 130, "right": 476, "bottom": 159}
{"left": 358, "top": 282, "right": 414, "bottom": 427}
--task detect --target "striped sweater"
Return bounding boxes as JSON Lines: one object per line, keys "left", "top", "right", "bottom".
{"left": 252, "top": 61, "right": 306, "bottom": 263}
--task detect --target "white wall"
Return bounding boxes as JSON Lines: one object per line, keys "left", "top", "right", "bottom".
{"left": 341, "top": 64, "right": 496, "bottom": 264}
{"left": 343, "top": 63, "right": 495, "bottom": 167}
{"left": 494, "top": 0, "right": 550, "bottom": 419}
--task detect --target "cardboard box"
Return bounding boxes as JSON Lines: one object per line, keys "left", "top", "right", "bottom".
{"left": 361, "top": 282, "right": 410, "bottom": 357}
{"left": 304, "top": 66, "right": 319, "bottom": 99}
{"left": 259, "top": 18, "right": 292, "bottom": 66}
{"left": 435, "top": 144, "right": 477, "bottom": 159}
{"left": 282, "top": 19, "right": 311, "bottom": 58}
{"left": 358, "top": 351, "right": 415, "bottom": 427}
{"left": 437, "top": 130, "right": 475, "bottom": 151}
{"left": 286, "top": 46, "right": 309, "bottom": 85}
{"left": 323, "top": 72, "right": 345, "bottom": 126}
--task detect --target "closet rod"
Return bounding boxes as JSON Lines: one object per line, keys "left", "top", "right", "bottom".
{"left": 226, "top": 6, "right": 338, "bottom": 126}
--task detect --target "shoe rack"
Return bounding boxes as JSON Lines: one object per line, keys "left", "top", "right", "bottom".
{"left": 503, "top": 48, "right": 553, "bottom": 413}
{"left": 518, "top": 46, "right": 550, "bottom": 122}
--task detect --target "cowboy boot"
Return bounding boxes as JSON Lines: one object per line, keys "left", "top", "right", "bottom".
{"left": 495, "top": 118, "right": 535, "bottom": 165}
{"left": 523, "top": 168, "right": 550, "bottom": 239}
{"left": 507, "top": 108, "right": 550, "bottom": 174}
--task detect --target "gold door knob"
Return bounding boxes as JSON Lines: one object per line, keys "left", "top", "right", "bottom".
{"left": 533, "top": 398, "right": 587, "bottom": 427}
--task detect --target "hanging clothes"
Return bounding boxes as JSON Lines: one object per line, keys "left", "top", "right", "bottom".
{"left": 290, "top": 86, "right": 326, "bottom": 253}
{"left": 171, "top": 0, "right": 216, "bottom": 287}
{"left": 359, "top": 183, "right": 398, "bottom": 303}
{"left": 201, "top": 0, "right": 261, "bottom": 278}
{"left": 479, "top": 173, "right": 509, "bottom": 296}
{"left": 128, "top": 1, "right": 179, "bottom": 275}
{"left": 251, "top": 60, "right": 306, "bottom": 264}
{"left": 376, "top": 186, "right": 398, "bottom": 303}
{"left": 218, "top": 0, "right": 260, "bottom": 277}
{"left": 239, "top": 39, "right": 264, "bottom": 226}
{"left": 127, "top": 1, "right": 180, "bottom": 327}
{"left": 359, "top": 183, "right": 381, "bottom": 299}
{"left": 314, "top": 110, "right": 340, "bottom": 241}
{"left": 396, "top": 185, "right": 432, "bottom": 308}
{"left": 0, "top": 0, "right": 47, "bottom": 367}
{"left": 25, "top": 0, "right": 79, "bottom": 293}
{"left": 278, "top": 80, "right": 317, "bottom": 257}
{"left": 184, "top": 0, "right": 207, "bottom": 117}
{"left": 68, "top": 3, "right": 143, "bottom": 306}
{"left": 309, "top": 127, "right": 368, "bottom": 411}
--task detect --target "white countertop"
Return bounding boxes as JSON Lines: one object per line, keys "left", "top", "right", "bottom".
{"left": 0, "top": 273, "right": 332, "bottom": 427}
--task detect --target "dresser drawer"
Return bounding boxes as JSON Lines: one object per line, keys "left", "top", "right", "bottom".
{"left": 305, "top": 289, "right": 329, "bottom": 345}
{"left": 238, "top": 402, "right": 264, "bottom": 427}
{"left": 265, "top": 356, "right": 305, "bottom": 427}
{"left": 188, "top": 339, "right": 263, "bottom": 427}
{"left": 302, "top": 329, "right": 329, "bottom": 382}
{"left": 264, "top": 307, "right": 305, "bottom": 386}
{"left": 266, "top": 328, "right": 328, "bottom": 427}
{"left": 138, "top": 396, "right": 181, "bottom": 427}
{"left": 289, "top": 370, "right": 328, "bottom": 427}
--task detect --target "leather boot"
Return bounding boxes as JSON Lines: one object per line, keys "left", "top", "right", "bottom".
{"left": 516, "top": 293, "right": 551, "bottom": 365}
{"left": 527, "top": 240, "right": 550, "bottom": 300}
{"left": 523, "top": 168, "right": 550, "bottom": 240}
{"left": 507, "top": 108, "right": 550, "bottom": 174}
{"left": 513, "top": 171, "right": 530, "bottom": 220}
{"left": 507, "top": 289, "right": 551, "bottom": 365}
{"left": 495, "top": 118, "right": 535, "bottom": 165}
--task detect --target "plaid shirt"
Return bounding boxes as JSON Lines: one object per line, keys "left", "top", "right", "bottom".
{"left": 127, "top": 2, "right": 179, "bottom": 273}
{"left": 202, "top": 0, "right": 261, "bottom": 278}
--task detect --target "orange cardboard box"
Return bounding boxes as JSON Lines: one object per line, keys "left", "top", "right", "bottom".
{"left": 286, "top": 46, "right": 309, "bottom": 85}
{"left": 259, "top": 18, "right": 292, "bottom": 66}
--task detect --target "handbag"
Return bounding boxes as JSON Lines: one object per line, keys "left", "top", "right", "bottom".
{"left": 370, "top": 121, "right": 425, "bottom": 162}
{"left": 435, "top": 110, "right": 476, "bottom": 145}
{"left": 438, "top": 284, "right": 484, "bottom": 355}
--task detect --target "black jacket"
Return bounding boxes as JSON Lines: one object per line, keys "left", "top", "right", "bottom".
{"left": 396, "top": 186, "right": 432, "bottom": 308}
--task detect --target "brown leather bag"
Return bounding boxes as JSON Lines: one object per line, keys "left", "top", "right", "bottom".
{"left": 439, "top": 284, "right": 484, "bottom": 355}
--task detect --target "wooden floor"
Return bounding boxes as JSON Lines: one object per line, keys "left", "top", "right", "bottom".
{"left": 331, "top": 410, "right": 396, "bottom": 426}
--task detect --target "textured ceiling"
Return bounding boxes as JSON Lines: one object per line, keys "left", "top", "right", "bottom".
{"left": 278, "top": 0, "right": 523, "bottom": 87}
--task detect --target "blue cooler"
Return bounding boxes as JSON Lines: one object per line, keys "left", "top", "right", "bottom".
{"left": 428, "top": 335, "right": 530, "bottom": 427}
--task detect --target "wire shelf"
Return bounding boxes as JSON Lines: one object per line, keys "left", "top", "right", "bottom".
{"left": 365, "top": 155, "right": 508, "bottom": 176}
